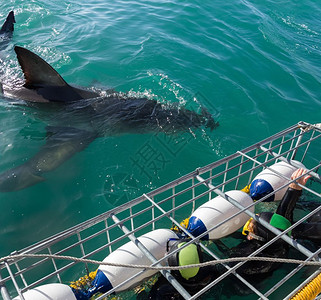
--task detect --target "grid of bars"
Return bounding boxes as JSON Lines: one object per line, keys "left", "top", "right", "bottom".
{"left": 1, "top": 121, "right": 320, "bottom": 300}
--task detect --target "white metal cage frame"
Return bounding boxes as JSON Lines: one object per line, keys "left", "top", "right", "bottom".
{"left": 1, "top": 120, "right": 321, "bottom": 300}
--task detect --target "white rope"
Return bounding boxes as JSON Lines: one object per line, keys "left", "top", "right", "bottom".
{"left": 1, "top": 253, "right": 321, "bottom": 271}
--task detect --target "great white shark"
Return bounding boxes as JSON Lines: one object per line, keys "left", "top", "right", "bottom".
{"left": 0, "top": 17, "right": 218, "bottom": 192}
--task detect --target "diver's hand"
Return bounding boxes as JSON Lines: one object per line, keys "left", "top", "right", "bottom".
{"left": 289, "top": 168, "right": 311, "bottom": 190}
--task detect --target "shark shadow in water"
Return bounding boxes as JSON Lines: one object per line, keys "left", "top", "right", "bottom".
{"left": 0, "top": 44, "right": 218, "bottom": 192}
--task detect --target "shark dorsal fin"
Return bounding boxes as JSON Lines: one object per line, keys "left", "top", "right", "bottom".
{"left": 14, "top": 46, "right": 69, "bottom": 88}
{"left": 0, "top": 11, "right": 15, "bottom": 33}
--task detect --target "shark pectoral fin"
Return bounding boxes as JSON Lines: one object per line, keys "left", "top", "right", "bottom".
{"left": 0, "top": 127, "right": 97, "bottom": 192}
{"left": 0, "top": 165, "right": 45, "bottom": 192}
{"left": 29, "top": 126, "right": 98, "bottom": 173}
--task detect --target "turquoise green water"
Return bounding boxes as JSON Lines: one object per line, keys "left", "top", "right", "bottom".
{"left": 0, "top": 0, "right": 321, "bottom": 298}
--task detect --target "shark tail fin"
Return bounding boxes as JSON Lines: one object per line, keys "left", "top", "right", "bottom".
{"left": 0, "top": 11, "right": 15, "bottom": 34}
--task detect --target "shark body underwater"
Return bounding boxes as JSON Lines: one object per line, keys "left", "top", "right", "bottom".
{"left": 0, "top": 12, "right": 218, "bottom": 192}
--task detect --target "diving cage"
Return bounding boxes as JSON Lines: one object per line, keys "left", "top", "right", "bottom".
{"left": 1, "top": 120, "right": 321, "bottom": 300}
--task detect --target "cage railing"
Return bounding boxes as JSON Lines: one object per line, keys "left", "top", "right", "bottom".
{"left": 1, "top": 121, "right": 320, "bottom": 300}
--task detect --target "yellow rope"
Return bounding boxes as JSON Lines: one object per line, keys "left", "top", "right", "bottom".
{"left": 180, "top": 217, "right": 190, "bottom": 229}
{"left": 171, "top": 217, "right": 190, "bottom": 232}
{"left": 290, "top": 272, "right": 321, "bottom": 300}
{"left": 70, "top": 269, "right": 98, "bottom": 290}
{"left": 241, "top": 184, "right": 251, "bottom": 194}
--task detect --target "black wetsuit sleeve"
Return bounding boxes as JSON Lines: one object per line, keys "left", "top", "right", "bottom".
{"left": 275, "top": 188, "right": 302, "bottom": 223}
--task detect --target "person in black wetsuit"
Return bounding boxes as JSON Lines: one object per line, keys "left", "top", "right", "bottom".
{"left": 293, "top": 211, "right": 321, "bottom": 245}
{"left": 232, "top": 168, "right": 311, "bottom": 277}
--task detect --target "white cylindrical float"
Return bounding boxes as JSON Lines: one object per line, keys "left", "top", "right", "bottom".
{"left": 187, "top": 190, "right": 254, "bottom": 240}
{"left": 13, "top": 283, "right": 77, "bottom": 300}
{"left": 249, "top": 160, "right": 305, "bottom": 202}
{"left": 87, "top": 228, "right": 178, "bottom": 297}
